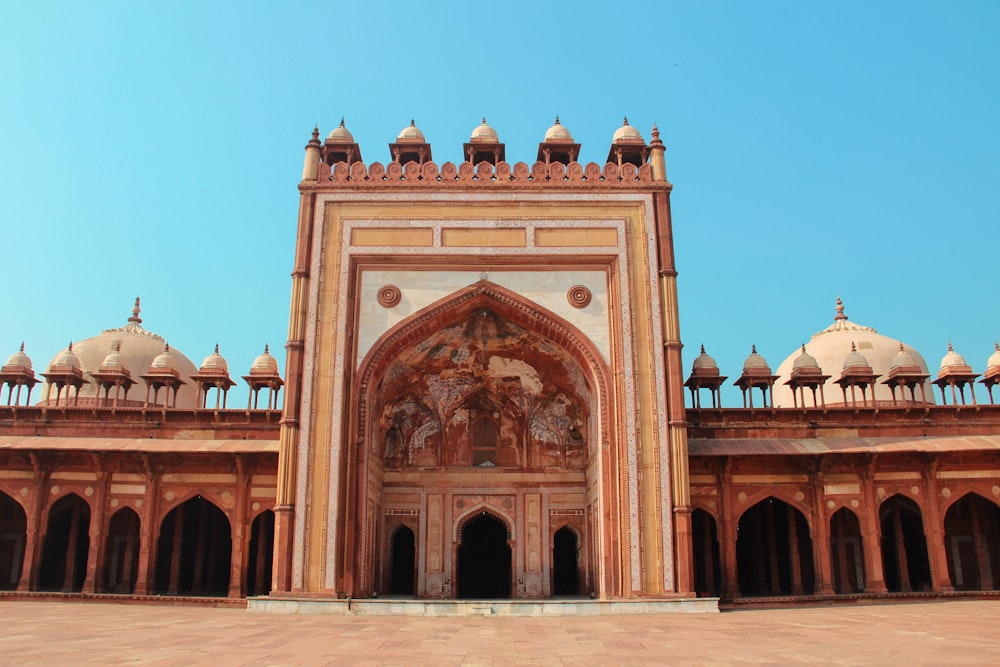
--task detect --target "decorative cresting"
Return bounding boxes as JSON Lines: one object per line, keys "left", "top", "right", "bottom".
{"left": 566, "top": 285, "right": 593, "bottom": 309}
{"left": 318, "top": 159, "right": 654, "bottom": 186}
{"left": 376, "top": 285, "right": 402, "bottom": 308}
{"left": 453, "top": 505, "right": 513, "bottom": 541}
{"left": 356, "top": 280, "right": 611, "bottom": 449}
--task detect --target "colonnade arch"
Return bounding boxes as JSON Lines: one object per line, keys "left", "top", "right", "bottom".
{"left": 39, "top": 493, "right": 90, "bottom": 592}
{"left": 943, "top": 493, "right": 1000, "bottom": 591}
{"left": 104, "top": 507, "right": 140, "bottom": 593}
{"left": 691, "top": 508, "right": 721, "bottom": 597}
{"left": 154, "top": 495, "right": 232, "bottom": 596}
{"left": 0, "top": 490, "right": 26, "bottom": 590}
{"left": 735, "top": 496, "right": 815, "bottom": 597}
{"left": 829, "top": 507, "right": 865, "bottom": 594}
{"left": 246, "top": 509, "right": 275, "bottom": 597}
{"left": 879, "top": 494, "right": 932, "bottom": 593}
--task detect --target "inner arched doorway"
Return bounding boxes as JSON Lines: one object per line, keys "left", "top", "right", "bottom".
{"left": 39, "top": 493, "right": 90, "bottom": 592}
{"left": 880, "top": 494, "right": 931, "bottom": 593}
{"left": 551, "top": 526, "right": 579, "bottom": 596}
{"left": 154, "top": 496, "right": 231, "bottom": 596}
{"left": 246, "top": 510, "right": 274, "bottom": 597}
{"left": 736, "top": 497, "right": 815, "bottom": 597}
{"left": 457, "top": 513, "right": 511, "bottom": 599}
{"left": 103, "top": 507, "right": 140, "bottom": 593}
{"left": 830, "top": 507, "right": 865, "bottom": 594}
{"left": 944, "top": 493, "right": 1000, "bottom": 591}
{"left": 388, "top": 525, "right": 415, "bottom": 596}
{"left": 692, "top": 508, "right": 721, "bottom": 597}
{"left": 0, "top": 491, "right": 26, "bottom": 590}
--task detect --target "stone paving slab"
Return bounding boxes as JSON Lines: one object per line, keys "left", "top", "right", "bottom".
{"left": 0, "top": 599, "right": 999, "bottom": 665}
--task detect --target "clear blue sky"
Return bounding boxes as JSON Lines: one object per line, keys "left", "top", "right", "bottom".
{"left": 2, "top": 1, "right": 998, "bottom": 406}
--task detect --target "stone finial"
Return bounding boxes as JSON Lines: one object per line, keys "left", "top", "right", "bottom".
{"left": 622, "top": 116, "right": 630, "bottom": 126}
{"left": 554, "top": 115, "right": 561, "bottom": 125}
{"left": 947, "top": 341, "right": 954, "bottom": 352}
{"left": 700, "top": 344, "right": 706, "bottom": 354}
{"left": 835, "top": 296, "right": 847, "bottom": 321}
{"left": 214, "top": 343, "right": 220, "bottom": 354}
{"left": 19, "top": 342, "right": 25, "bottom": 353}
{"left": 129, "top": 297, "right": 142, "bottom": 324}
{"left": 751, "top": 344, "right": 757, "bottom": 354}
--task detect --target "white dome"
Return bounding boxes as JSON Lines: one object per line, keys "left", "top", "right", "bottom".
{"left": 792, "top": 345, "right": 820, "bottom": 370}
{"left": 987, "top": 342, "right": 1000, "bottom": 371}
{"left": 151, "top": 344, "right": 179, "bottom": 370}
{"left": 743, "top": 345, "right": 771, "bottom": 372}
{"left": 544, "top": 116, "right": 573, "bottom": 142}
{"left": 200, "top": 344, "right": 229, "bottom": 371}
{"left": 326, "top": 118, "right": 354, "bottom": 143}
{"left": 470, "top": 118, "right": 498, "bottom": 142}
{"left": 612, "top": 117, "right": 644, "bottom": 143}
{"left": 939, "top": 343, "right": 968, "bottom": 370}
{"left": 100, "top": 344, "right": 127, "bottom": 369}
{"left": 691, "top": 345, "right": 718, "bottom": 371}
{"left": 51, "top": 344, "right": 82, "bottom": 370}
{"left": 772, "top": 298, "right": 934, "bottom": 407}
{"left": 397, "top": 120, "right": 425, "bottom": 142}
{"left": 38, "top": 299, "right": 199, "bottom": 407}
{"left": 5, "top": 344, "right": 32, "bottom": 370}
{"left": 251, "top": 344, "right": 279, "bottom": 374}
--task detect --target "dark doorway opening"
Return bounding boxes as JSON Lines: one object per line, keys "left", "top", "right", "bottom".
{"left": 154, "top": 496, "right": 232, "bottom": 596}
{"left": 830, "top": 507, "right": 865, "bottom": 594}
{"left": 736, "top": 497, "right": 815, "bottom": 597}
{"left": 246, "top": 510, "right": 274, "bottom": 596}
{"left": 103, "top": 507, "right": 140, "bottom": 593}
{"left": 880, "top": 494, "right": 931, "bottom": 592}
{"left": 389, "top": 525, "right": 416, "bottom": 595}
{"left": 692, "top": 508, "right": 721, "bottom": 597}
{"left": 552, "top": 526, "right": 579, "bottom": 596}
{"left": 0, "top": 491, "right": 27, "bottom": 590}
{"left": 39, "top": 494, "right": 90, "bottom": 592}
{"left": 944, "top": 493, "right": 1000, "bottom": 591}
{"left": 457, "top": 513, "right": 511, "bottom": 598}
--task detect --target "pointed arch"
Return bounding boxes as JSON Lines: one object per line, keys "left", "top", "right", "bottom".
{"left": 736, "top": 496, "right": 815, "bottom": 597}
{"left": 943, "top": 492, "right": 1000, "bottom": 591}
{"left": 38, "top": 493, "right": 90, "bottom": 592}
{"left": 154, "top": 495, "right": 231, "bottom": 596}
{"left": 0, "top": 490, "right": 27, "bottom": 590}
{"left": 879, "top": 494, "right": 931, "bottom": 593}
{"left": 103, "top": 507, "right": 141, "bottom": 594}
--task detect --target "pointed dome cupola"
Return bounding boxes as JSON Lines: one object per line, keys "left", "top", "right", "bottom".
{"left": 191, "top": 343, "right": 236, "bottom": 409}
{"left": 734, "top": 345, "right": 777, "bottom": 408}
{"left": 389, "top": 119, "right": 432, "bottom": 165}
{"left": 322, "top": 117, "right": 363, "bottom": 166}
{"left": 932, "top": 342, "right": 979, "bottom": 405}
{"left": 980, "top": 342, "right": 1000, "bottom": 404}
{"left": 606, "top": 116, "right": 649, "bottom": 168}
{"left": 772, "top": 297, "right": 934, "bottom": 407}
{"left": 139, "top": 343, "right": 187, "bottom": 408}
{"left": 833, "top": 342, "right": 880, "bottom": 407}
{"left": 684, "top": 345, "right": 728, "bottom": 408}
{"left": 882, "top": 343, "right": 932, "bottom": 405}
{"left": 464, "top": 118, "right": 505, "bottom": 166}
{"left": 243, "top": 344, "right": 284, "bottom": 410}
{"left": 537, "top": 116, "right": 581, "bottom": 165}
{"left": 784, "top": 344, "right": 831, "bottom": 408}
{"left": 41, "top": 342, "right": 87, "bottom": 406}
{"left": 1, "top": 343, "right": 38, "bottom": 406}
{"left": 89, "top": 342, "right": 137, "bottom": 408}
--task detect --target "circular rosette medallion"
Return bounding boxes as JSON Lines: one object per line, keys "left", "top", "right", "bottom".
{"left": 377, "top": 285, "right": 402, "bottom": 308}
{"left": 567, "top": 285, "right": 592, "bottom": 309}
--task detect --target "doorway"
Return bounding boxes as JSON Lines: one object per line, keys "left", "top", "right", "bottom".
{"left": 389, "top": 525, "right": 415, "bottom": 595}
{"left": 457, "top": 514, "right": 511, "bottom": 598}
{"left": 551, "top": 526, "right": 579, "bottom": 596}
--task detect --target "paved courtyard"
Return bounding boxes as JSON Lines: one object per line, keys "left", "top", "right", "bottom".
{"left": 0, "top": 598, "right": 998, "bottom": 665}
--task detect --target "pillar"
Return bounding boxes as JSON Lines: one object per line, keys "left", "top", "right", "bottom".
{"left": 921, "top": 462, "right": 953, "bottom": 591}
{"left": 860, "top": 466, "right": 887, "bottom": 593}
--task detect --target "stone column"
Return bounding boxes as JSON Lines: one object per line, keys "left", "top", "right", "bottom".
{"left": 921, "top": 461, "right": 953, "bottom": 591}
{"left": 859, "top": 464, "right": 887, "bottom": 593}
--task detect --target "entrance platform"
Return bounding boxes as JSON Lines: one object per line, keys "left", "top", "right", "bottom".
{"left": 248, "top": 596, "right": 719, "bottom": 616}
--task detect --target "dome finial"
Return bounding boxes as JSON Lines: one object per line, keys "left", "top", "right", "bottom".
{"left": 947, "top": 341, "right": 954, "bottom": 352}
{"left": 801, "top": 343, "right": 807, "bottom": 354}
{"left": 554, "top": 115, "right": 560, "bottom": 125}
{"left": 834, "top": 296, "right": 847, "bottom": 321}
{"left": 851, "top": 341, "right": 857, "bottom": 352}
{"left": 264, "top": 343, "right": 270, "bottom": 354}
{"left": 700, "top": 343, "right": 705, "bottom": 354}
{"left": 623, "top": 115, "right": 630, "bottom": 126}
{"left": 339, "top": 117, "right": 346, "bottom": 128}
{"left": 214, "top": 342, "right": 220, "bottom": 354}
{"left": 68, "top": 341, "right": 73, "bottom": 352}
{"left": 19, "top": 342, "right": 25, "bottom": 353}
{"left": 409, "top": 119, "right": 415, "bottom": 127}
{"left": 751, "top": 343, "right": 757, "bottom": 354}
{"left": 995, "top": 341, "right": 999, "bottom": 352}
{"left": 129, "top": 297, "right": 142, "bottom": 324}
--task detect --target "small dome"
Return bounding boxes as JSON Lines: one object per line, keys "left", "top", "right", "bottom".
{"left": 612, "top": 117, "right": 645, "bottom": 143}
{"left": 200, "top": 343, "right": 228, "bottom": 371}
{"left": 5, "top": 343, "right": 32, "bottom": 370}
{"left": 792, "top": 345, "right": 820, "bottom": 370}
{"left": 890, "top": 344, "right": 919, "bottom": 369}
{"left": 251, "top": 344, "right": 279, "bottom": 374}
{"left": 151, "top": 344, "right": 179, "bottom": 370}
{"left": 987, "top": 342, "right": 1000, "bottom": 370}
{"left": 939, "top": 342, "right": 968, "bottom": 370}
{"left": 470, "top": 118, "right": 498, "bottom": 143}
{"left": 544, "top": 116, "right": 573, "bottom": 142}
{"left": 101, "top": 343, "right": 127, "bottom": 369}
{"left": 397, "top": 119, "right": 425, "bottom": 143}
{"left": 743, "top": 345, "right": 771, "bottom": 372}
{"left": 692, "top": 345, "right": 718, "bottom": 371}
{"left": 326, "top": 118, "right": 354, "bottom": 143}
{"left": 843, "top": 342, "right": 873, "bottom": 370}
{"left": 51, "top": 343, "right": 82, "bottom": 370}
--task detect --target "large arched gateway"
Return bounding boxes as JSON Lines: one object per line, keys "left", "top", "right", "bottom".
{"left": 348, "top": 283, "right": 611, "bottom": 599}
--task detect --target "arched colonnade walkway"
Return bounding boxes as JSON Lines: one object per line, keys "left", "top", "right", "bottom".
{"left": 692, "top": 491, "right": 1000, "bottom": 599}
{"left": 0, "top": 488, "right": 274, "bottom": 597}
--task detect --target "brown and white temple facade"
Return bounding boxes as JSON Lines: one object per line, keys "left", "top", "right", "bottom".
{"left": 1, "top": 117, "right": 999, "bottom": 608}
